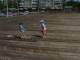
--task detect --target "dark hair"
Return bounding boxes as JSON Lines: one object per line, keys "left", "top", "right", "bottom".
{"left": 19, "top": 23, "right": 23, "bottom": 25}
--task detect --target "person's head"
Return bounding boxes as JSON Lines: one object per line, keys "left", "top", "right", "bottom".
{"left": 40, "top": 20, "right": 45, "bottom": 23}
{"left": 19, "top": 23, "right": 23, "bottom": 25}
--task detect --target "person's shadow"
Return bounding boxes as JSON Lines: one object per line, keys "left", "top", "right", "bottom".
{"left": 15, "top": 34, "right": 42, "bottom": 42}
{"left": 0, "top": 33, "right": 43, "bottom": 42}
{"left": 28, "top": 34, "right": 42, "bottom": 42}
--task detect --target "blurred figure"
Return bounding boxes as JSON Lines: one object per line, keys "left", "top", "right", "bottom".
{"left": 40, "top": 19, "right": 47, "bottom": 39}
{"left": 18, "top": 23, "right": 27, "bottom": 39}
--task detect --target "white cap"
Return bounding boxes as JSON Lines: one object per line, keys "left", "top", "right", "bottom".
{"left": 40, "top": 20, "right": 44, "bottom": 23}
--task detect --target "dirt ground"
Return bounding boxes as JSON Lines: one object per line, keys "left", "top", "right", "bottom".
{"left": 0, "top": 12, "right": 80, "bottom": 60}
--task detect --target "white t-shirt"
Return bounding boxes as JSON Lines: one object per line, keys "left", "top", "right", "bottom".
{"left": 42, "top": 23, "right": 47, "bottom": 30}
{"left": 19, "top": 25, "right": 25, "bottom": 32}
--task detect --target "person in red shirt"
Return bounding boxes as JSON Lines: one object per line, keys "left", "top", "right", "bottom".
{"left": 40, "top": 19, "right": 47, "bottom": 39}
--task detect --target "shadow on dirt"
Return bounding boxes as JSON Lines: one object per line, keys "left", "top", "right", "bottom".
{"left": 0, "top": 33, "right": 43, "bottom": 42}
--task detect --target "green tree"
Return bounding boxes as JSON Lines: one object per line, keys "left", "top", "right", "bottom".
{"left": 0, "top": 0, "right": 4, "bottom": 10}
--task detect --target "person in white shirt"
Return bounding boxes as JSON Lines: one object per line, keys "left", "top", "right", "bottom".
{"left": 40, "top": 19, "right": 47, "bottom": 39}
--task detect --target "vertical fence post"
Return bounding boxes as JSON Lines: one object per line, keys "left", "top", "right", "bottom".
{"left": 38, "top": 0, "right": 40, "bottom": 13}
{"left": 16, "top": 0, "right": 19, "bottom": 16}
{"left": 6, "top": 0, "right": 8, "bottom": 17}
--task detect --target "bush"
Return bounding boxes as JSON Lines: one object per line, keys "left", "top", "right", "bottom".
{"left": 64, "top": 1, "right": 80, "bottom": 11}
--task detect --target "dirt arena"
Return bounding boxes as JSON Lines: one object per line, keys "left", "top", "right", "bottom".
{"left": 0, "top": 12, "right": 80, "bottom": 60}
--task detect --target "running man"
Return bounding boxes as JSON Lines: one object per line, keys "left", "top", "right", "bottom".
{"left": 40, "top": 19, "right": 47, "bottom": 39}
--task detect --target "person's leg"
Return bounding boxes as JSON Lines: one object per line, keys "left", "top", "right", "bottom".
{"left": 40, "top": 29, "right": 47, "bottom": 39}
{"left": 21, "top": 32, "right": 24, "bottom": 38}
{"left": 16, "top": 31, "right": 22, "bottom": 39}
{"left": 40, "top": 30, "right": 42, "bottom": 37}
{"left": 21, "top": 32, "right": 26, "bottom": 39}
{"left": 40, "top": 30, "right": 44, "bottom": 38}
{"left": 43, "top": 30, "right": 47, "bottom": 39}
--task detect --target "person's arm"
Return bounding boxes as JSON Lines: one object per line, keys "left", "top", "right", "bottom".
{"left": 42, "top": 23, "right": 47, "bottom": 30}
